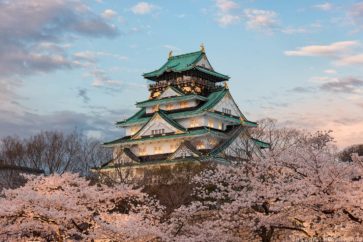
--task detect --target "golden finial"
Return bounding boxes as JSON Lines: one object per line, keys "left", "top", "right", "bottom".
{"left": 239, "top": 117, "right": 244, "bottom": 123}
{"left": 168, "top": 50, "right": 173, "bottom": 59}
{"left": 200, "top": 43, "right": 205, "bottom": 53}
{"left": 224, "top": 81, "right": 229, "bottom": 89}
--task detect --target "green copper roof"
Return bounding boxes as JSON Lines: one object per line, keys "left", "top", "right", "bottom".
{"left": 209, "top": 125, "right": 244, "bottom": 156}
{"left": 117, "top": 88, "right": 229, "bottom": 126}
{"left": 194, "top": 66, "right": 229, "bottom": 80}
{"left": 104, "top": 127, "right": 228, "bottom": 147}
{"left": 143, "top": 50, "right": 229, "bottom": 81}
{"left": 242, "top": 120, "right": 258, "bottom": 127}
{"left": 251, "top": 138, "right": 271, "bottom": 149}
{"left": 136, "top": 94, "right": 208, "bottom": 108}
{"left": 131, "top": 110, "right": 187, "bottom": 138}
{"left": 116, "top": 88, "right": 256, "bottom": 127}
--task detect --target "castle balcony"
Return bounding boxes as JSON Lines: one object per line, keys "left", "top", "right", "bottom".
{"left": 148, "top": 77, "right": 223, "bottom": 92}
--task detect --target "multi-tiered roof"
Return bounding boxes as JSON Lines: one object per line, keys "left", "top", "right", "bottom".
{"left": 102, "top": 46, "right": 269, "bottom": 167}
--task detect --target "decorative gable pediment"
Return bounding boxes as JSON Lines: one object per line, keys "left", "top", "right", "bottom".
{"left": 212, "top": 92, "right": 242, "bottom": 117}
{"left": 132, "top": 112, "right": 185, "bottom": 139}
{"left": 169, "top": 142, "right": 200, "bottom": 160}
{"left": 196, "top": 55, "right": 213, "bottom": 70}
{"left": 158, "top": 86, "right": 183, "bottom": 99}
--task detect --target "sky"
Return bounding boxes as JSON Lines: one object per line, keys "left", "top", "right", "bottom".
{"left": 0, "top": 0, "right": 362, "bottom": 148}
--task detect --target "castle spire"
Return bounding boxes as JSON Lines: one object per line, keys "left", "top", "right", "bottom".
{"left": 200, "top": 43, "right": 205, "bottom": 53}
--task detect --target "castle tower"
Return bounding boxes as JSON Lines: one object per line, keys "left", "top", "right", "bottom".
{"left": 100, "top": 46, "right": 269, "bottom": 170}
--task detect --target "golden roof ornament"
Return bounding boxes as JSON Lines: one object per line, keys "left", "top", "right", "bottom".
{"left": 168, "top": 50, "right": 173, "bottom": 59}
{"left": 224, "top": 81, "right": 229, "bottom": 89}
{"left": 200, "top": 43, "right": 205, "bottom": 53}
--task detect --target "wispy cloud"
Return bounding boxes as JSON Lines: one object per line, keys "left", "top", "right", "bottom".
{"left": 320, "top": 77, "right": 363, "bottom": 94}
{"left": 0, "top": 0, "right": 119, "bottom": 78}
{"left": 284, "top": 41, "right": 358, "bottom": 56}
{"left": 214, "top": 0, "right": 240, "bottom": 26}
{"left": 131, "top": 2, "right": 155, "bottom": 15}
{"left": 324, "top": 69, "right": 337, "bottom": 74}
{"left": 102, "top": 9, "right": 118, "bottom": 19}
{"left": 78, "top": 88, "right": 90, "bottom": 104}
{"left": 335, "top": 54, "right": 363, "bottom": 66}
{"left": 243, "top": 8, "right": 279, "bottom": 33}
{"left": 313, "top": 2, "right": 333, "bottom": 11}
{"left": 349, "top": 2, "right": 363, "bottom": 31}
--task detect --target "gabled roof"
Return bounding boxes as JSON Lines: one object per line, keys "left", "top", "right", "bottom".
{"left": 131, "top": 110, "right": 186, "bottom": 139}
{"left": 143, "top": 50, "right": 229, "bottom": 81}
{"left": 117, "top": 88, "right": 254, "bottom": 127}
{"left": 251, "top": 138, "right": 271, "bottom": 149}
{"left": 168, "top": 141, "right": 201, "bottom": 160}
{"left": 104, "top": 127, "right": 228, "bottom": 147}
{"left": 158, "top": 86, "right": 184, "bottom": 98}
{"left": 117, "top": 88, "right": 228, "bottom": 126}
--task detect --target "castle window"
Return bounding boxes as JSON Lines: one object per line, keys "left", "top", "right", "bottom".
{"left": 208, "top": 118, "right": 214, "bottom": 128}
{"left": 165, "top": 103, "right": 173, "bottom": 110}
{"left": 222, "top": 108, "right": 231, "bottom": 115}
{"left": 196, "top": 141, "right": 205, "bottom": 149}
{"left": 190, "top": 118, "right": 198, "bottom": 128}
{"left": 151, "top": 129, "right": 165, "bottom": 135}
{"left": 180, "top": 101, "right": 188, "bottom": 108}
{"left": 152, "top": 106, "right": 159, "bottom": 112}
{"left": 154, "top": 146, "right": 162, "bottom": 154}
{"left": 139, "top": 147, "right": 146, "bottom": 156}
{"left": 218, "top": 121, "right": 223, "bottom": 130}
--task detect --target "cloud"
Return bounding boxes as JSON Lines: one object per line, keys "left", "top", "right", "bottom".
{"left": 336, "top": 53, "right": 363, "bottom": 65}
{"left": 102, "top": 9, "right": 118, "bottom": 19}
{"left": 78, "top": 88, "right": 90, "bottom": 104}
{"left": 131, "top": 2, "right": 155, "bottom": 15}
{"left": 324, "top": 69, "right": 337, "bottom": 74}
{"left": 217, "top": 14, "right": 240, "bottom": 26}
{"left": 91, "top": 69, "right": 122, "bottom": 87}
{"left": 243, "top": 9, "right": 279, "bottom": 33}
{"left": 313, "top": 3, "right": 333, "bottom": 11}
{"left": 0, "top": 0, "right": 119, "bottom": 78}
{"left": 215, "top": 0, "right": 239, "bottom": 12}
{"left": 320, "top": 77, "right": 363, "bottom": 93}
{"left": 284, "top": 41, "right": 358, "bottom": 56}
{"left": 290, "top": 86, "right": 315, "bottom": 93}
{"left": 349, "top": 2, "right": 363, "bottom": 29}
{"left": 214, "top": 0, "right": 240, "bottom": 26}
{"left": 74, "top": 51, "right": 128, "bottom": 64}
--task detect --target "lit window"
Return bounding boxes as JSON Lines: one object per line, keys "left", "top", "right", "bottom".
{"left": 139, "top": 147, "right": 146, "bottom": 156}
{"left": 151, "top": 129, "right": 165, "bottom": 135}
{"left": 208, "top": 118, "right": 214, "bottom": 128}
{"left": 218, "top": 121, "right": 223, "bottom": 130}
{"left": 170, "top": 143, "right": 179, "bottom": 152}
{"left": 180, "top": 101, "right": 188, "bottom": 108}
{"left": 154, "top": 146, "right": 162, "bottom": 154}
{"left": 190, "top": 119, "right": 198, "bottom": 128}
{"left": 152, "top": 106, "right": 157, "bottom": 112}
{"left": 166, "top": 104, "right": 173, "bottom": 110}
{"left": 196, "top": 142, "right": 205, "bottom": 149}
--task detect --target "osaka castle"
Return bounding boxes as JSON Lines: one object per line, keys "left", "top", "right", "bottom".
{"left": 101, "top": 45, "right": 269, "bottom": 170}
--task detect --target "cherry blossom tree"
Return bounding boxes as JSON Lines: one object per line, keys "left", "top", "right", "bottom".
{"left": 166, "top": 130, "right": 363, "bottom": 241}
{"left": 0, "top": 173, "right": 164, "bottom": 241}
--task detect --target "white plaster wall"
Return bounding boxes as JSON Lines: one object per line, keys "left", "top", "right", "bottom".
{"left": 196, "top": 56, "right": 213, "bottom": 70}
{"left": 134, "top": 140, "right": 182, "bottom": 156}
{"left": 125, "top": 125, "right": 142, "bottom": 136}
{"left": 145, "top": 100, "right": 198, "bottom": 114}
{"left": 159, "top": 87, "right": 181, "bottom": 98}
{"left": 213, "top": 94, "right": 241, "bottom": 116}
